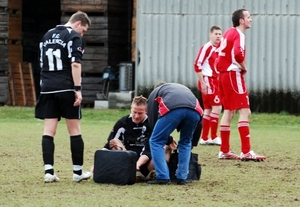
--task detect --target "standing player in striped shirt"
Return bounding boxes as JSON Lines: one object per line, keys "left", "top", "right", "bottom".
{"left": 35, "top": 11, "right": 93, "bottom": 182}
{"left": 216, "top": 9, "right": 266, "bottom": 161}
{"left": 194, "top": 26, "right": 222, "bottom": 146}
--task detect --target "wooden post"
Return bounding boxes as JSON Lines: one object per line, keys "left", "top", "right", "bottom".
{"left": 21, "top": 62, "right": 36, "bottom": 106}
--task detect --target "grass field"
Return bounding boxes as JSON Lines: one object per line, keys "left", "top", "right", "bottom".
{"left": 0, "top": 106, "right": 299, "bottom": 207}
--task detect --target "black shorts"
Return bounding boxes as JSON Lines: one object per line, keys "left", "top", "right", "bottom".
{"left": 35, "top": 91, "right": 82, "bottom": 120}
{"left": 127, "top": 146, "right": 151, "bottom": 176}
{"left": 139, "top": 159, "right": 151, "bottom": 177}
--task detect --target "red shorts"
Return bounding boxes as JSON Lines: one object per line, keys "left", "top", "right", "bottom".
{"left": 198, "top": 77, "right": 221, "bottom": 109}
{"left": 219, "top": 71, "right": 250, "bottom": 110}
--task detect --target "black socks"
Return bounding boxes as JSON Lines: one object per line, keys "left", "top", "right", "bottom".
{"left": 42, "top": 135, "right": 84, "bottom": 176}
{"left": 42, "top": 135, "right": 54, "bottom": 174}
{"left": 70, "top": 135, "right": 84, "bottom": 166}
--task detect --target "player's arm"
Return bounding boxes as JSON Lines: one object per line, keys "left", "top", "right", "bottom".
{"left": 194, "top": 56, "right": 206, "bottom": 89}
{"left": 71, "top": 36, "right": 84, "bottom": 107}
{"left": 194, "top": 46, "right": 210, "bottom": 94}
{"left": 233, "top": 34, "right": 247, "bottom": 74}
{"left": 72, "top": 62, "right": 82, "bottom": 106}
{"left": 103, "top": 131, "right": 114, "bottom": 149}
{"left": 109, "top": 138, "right": 126, "bottom": 150}
{"left": 196, "top": 71, "right": 208, "bottom": 95}
{"left": 103, "top": 119, "right": 119, "bottom": 149}
{"left": 104, "top": 117, "right": 126, "bottom": 150}
{"left": 239, "top": 61, "right": 248, "bottom": 75}
{"left": 136, "top": 155, "right": 149, "bottom": 170}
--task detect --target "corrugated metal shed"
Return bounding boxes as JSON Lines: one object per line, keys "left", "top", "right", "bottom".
{"left": 135, "top": 0, "right": 300, "bottom": 95}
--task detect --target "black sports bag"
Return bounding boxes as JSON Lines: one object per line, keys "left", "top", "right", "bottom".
{"left": 168, "top": 150, "right": 201, "bottom": 181}
{"left": 93, "top": 150, "right": 137, "bottom": 185}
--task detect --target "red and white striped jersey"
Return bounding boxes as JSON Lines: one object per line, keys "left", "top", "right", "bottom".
{"left": 216, "top": 27, "right": 246, "bottom": 72}
{"left": 194, "top": 41, "right": 219, "bottom": 78}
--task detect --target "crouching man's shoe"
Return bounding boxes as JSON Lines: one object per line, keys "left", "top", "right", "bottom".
{"left": 175, "top": 179, "right": 193, "bottom": 185}
{"left": 147, "top": 179, "right": 170, "bottom": 185}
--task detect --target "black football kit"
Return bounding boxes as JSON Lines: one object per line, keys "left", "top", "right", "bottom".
{"left": 39, "top": 25, "right": 84, "bottom": 93}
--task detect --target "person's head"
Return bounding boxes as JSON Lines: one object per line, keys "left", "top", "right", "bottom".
{"left": 154, "top": 80, "right": 166, "bottom": 89}
{"left": 67, "top": 11, "right": 91, "bottom": 36}
{"left": 232, "top": 9, "right": 252, "bottom": 31}
{"left": 131, "top": 95, "right": 148, "bottom": 124}
{"left": 209, "top": 26, "right": 222, "bottom": 46}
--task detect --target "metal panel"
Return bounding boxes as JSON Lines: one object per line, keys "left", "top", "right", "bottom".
{"left": 136, "top": 0, "right": 300, "bottom": 93}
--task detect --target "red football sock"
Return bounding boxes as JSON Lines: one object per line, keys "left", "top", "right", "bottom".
{"left": 220, "top": 125, "right": 230, "bottom": 153}
{"left": 210, "top": 112, "right": 220, "bottom": 139}
{"left": 238, "top": 121, "right": 251, "bottom": 153}
{"left": 201, "top": 114, "right": 210, "bottom": 140}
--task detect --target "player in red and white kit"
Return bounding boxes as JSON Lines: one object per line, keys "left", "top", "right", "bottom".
{"left": 194, "top": 26, "right": 222, "bottom": 146}
{"left": 216, "top": 9, "right": 266, "bottom": 161}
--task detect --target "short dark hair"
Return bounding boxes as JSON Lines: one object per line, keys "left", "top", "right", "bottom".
{"left": 210, "top": 26, "right": 222, "bottom": 33}
{"left": 69, "top": 11, "right": 91, "bottom": 27}
{"left": 232, "top": 9, "right": 247, "bottom": 27}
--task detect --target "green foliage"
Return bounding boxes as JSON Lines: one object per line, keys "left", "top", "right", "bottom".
{"left": 0, "top": 107, "right": 300, "bottom": 206}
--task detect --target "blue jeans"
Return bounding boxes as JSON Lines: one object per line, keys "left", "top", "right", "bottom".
{"left": 150, "top": 108, "right": 201, "bottom": 180}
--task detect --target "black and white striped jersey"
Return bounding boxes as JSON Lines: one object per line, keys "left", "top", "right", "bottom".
{"left": 39, "top": 25, "right": 84, "bottom": 93}
{"left": 103, "top": 114, "right": 152, "bottom": 159}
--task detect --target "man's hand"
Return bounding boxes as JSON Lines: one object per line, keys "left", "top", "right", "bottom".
{"left": 109, "top": 138, "right": 126, "bottom": 150}
{"left": 201, "top": 82, "right": 209, "bottom": 95}
{"left": 74, "top": 91, "right": 82, "bottom": 106}
{"left": 168, "top": 140, "right": 177, "bottom": 151}
{"left": 238, "top": 62, "right": 247, "bottom": 76}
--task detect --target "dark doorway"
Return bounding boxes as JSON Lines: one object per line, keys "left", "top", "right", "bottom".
{"left": 22, "top": 0, "right": 61, "bottom": 97}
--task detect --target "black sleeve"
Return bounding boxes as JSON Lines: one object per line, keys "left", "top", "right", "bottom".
{"left": 141, "top": 138, "right": 151, "bottom": 159}
{"left": 103, "top": 129, "right": 114, "bottom": 149}
{"left": 103, "top": 116, "right": 127, "bottom": 149}
{"left": 141, "top": 120, "right": 152, "bottom": 159}
{"left": 71, "top": 34, "right": 83, "bottom": 63}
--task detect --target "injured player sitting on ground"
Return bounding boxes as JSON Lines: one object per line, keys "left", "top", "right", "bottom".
{"left": 91, "top": 95, "right": 177, "bottom": 182}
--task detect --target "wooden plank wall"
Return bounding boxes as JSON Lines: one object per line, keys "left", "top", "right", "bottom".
{"left": 8, "top": 62, "right": 24, "bottom": 106}
{"left": 0, "top": 71, "right": 8, "bottom": 105}
{"left": 61, "top": 0, "right": 132, "bottom": 106}
{"left": 0, "top": 0, "right": 23, "bottom": 105}
{"left": 7, "top": 62, "right": 36, "bottom": 106}
{"left": 21, "top": 62, "right": 36, "bottom": 106}
{"left": 0, "top": 0, "right": 133, "bottom": 106}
